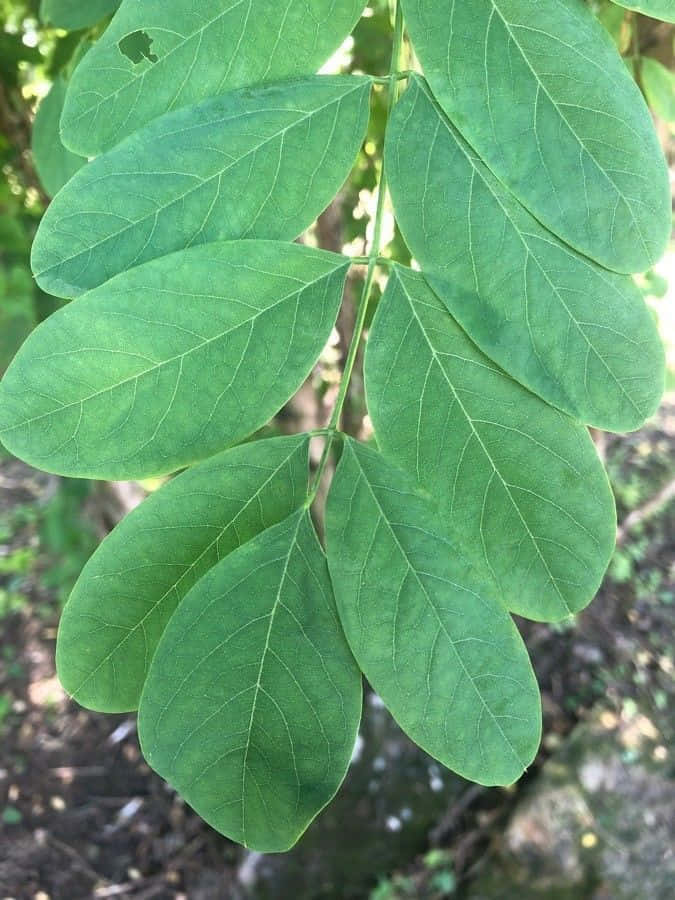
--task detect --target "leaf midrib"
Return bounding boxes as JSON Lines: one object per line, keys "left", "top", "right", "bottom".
{"left": 348, "top": 444, "right": 528, "bottom": 774}
{"left": 241, "top": 512, "right": 303, "bottom": 847}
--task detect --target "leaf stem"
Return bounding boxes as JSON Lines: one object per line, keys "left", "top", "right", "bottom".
{"left": 306, "top": 0, "right": 404, "bottom": 508}
{"left": 349, "top": 254, "right": 393, "bottom": 267}
{"left": 371, "top": 70, "right": 414, "bottom": 84}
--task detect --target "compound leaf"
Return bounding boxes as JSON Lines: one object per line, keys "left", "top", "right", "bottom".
{"left": 611, "top": 1, "right": 675, "bottom": 22}
{"left": 0, "top": 241, "right": 347, "bottom": 479}
{"left": 138, "top": 509, "right": 361, "bottom": 852}
{"left": 56, "top": 435, "right": 310, "bottom": 712}
{"left": 387, "top": 77, "right": 665, "bottom": 432}
{"left": 33, "top": 76, "right": 370, "bottom": 299}
{"left": 32, "top": 76, "right": 86, "bottom": 198}
{"left": 366, "top": 265, "right": 616, "bottom": 622}
{"left": 40, "top": 0, "right": 120, "bottom": 31}
{"left": 326, "top": 439, "right": 541, "bottom": 786}
{"left": 400, "top": 0, "right": 670, "bottom": 273}
{"left": 61, "top": 0, "right": 368, "bottom": 155}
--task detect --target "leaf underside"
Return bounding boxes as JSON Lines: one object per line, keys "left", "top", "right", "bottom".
{"left": 57, "top": 435, "right": 310, "bottom": 712}
{"left": 365, "top": 265, "right": 616, "bottom": 622}
{"left": 0, "top": 241, "right": 347, "bottom": 479}
{"left": 138, "top": 509, "right": 362, "bottom": 853}
{"left": 326, "top": 439, "right": 541, "bottom": 786}
{"left": 33, "top": 76, "right": 370, "bottom": 298}
{"left": 61, "top": 0, "right": 368, "bottom": 156}
{"left": 400, "top": 0, "right": 670, "bottom": 272}
{"left": 386, "top": 76, "right": 665, "bottom": 433}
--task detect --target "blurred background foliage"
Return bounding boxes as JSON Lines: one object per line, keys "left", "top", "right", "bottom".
{"left": 0, "top": 2, "right": 673, "bottom": 898}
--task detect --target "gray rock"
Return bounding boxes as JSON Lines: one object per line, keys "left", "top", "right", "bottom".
{"left": 467, "top": 705, "right": 674, "bottom": 899}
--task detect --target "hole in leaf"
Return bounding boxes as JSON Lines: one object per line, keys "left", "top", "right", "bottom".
{"left": 118, "top": 31, "right": 158, "bottom": 65}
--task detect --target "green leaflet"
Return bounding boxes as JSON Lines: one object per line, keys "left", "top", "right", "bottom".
{"left": 32, "top": 76, "right": 370, "bottom": 298}
{"left": 386, "top": 76, "right": 665, "bottom": 433}
{"left": 40, "top": 0, "right": 120, "bottom": 30}
{"left": 365, "top": 266, "right": 616, "bottom": 623}
{"left": 326, "top": 439, "right": 541, "bottom": 786}
{"left": 611, "top": 1, "right": 675, "bottom": 22}
{"left": 56, "top": 435, "right": 310, "bottom": 713}
{"left": 400, "top": 0, "right": 670, "bottom": 273}
{"left": 138, "top": 509, "right": 361, "bottom": 852}
{"left": 641, "top": 57, "right": 675, "bottom": 127}
{"left": 32, "top": 76, "right": 86, "bottom": 198}
{"left": 0, "top": 241, "right": 347, "bottom": 479}
{"left": 60, "top": 0, "right": 368, "bottom": 156}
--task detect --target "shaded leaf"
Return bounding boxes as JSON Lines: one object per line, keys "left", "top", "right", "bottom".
{"left": 57, "top": 435, "right": 310, "bottom": 712}
{"left": 641, "top": 57, "right": 675, "bottom": 126}
{"left": 33, "top": 76, "right": 370, "bottom": 298}
{"left": 400, "top": 0, "right": 670, "bottom": 272}
{"left": 32, "top": 76, "right": 86, "bottom": 198}
{"left": 386, "top": 76, "right": 665, "bottom": 432}
{"left": 611, "top": 1, "right": 675, "bottom": 22}
{"left": 365, "top": 265, "right": 616, "bottom": 622}
{"left": 40, "top": 0, "right": 120, "bottom": 30}
{"left": 61, "top": 0, "right": 368, "bottom": 155}
{"left": 0, "top": 241, "right": 347, "bottom": 479}
{"left": 138, "top": 509, "right": 361, "bottom": 852}
{"left": 325, "top": 439, "right": 541, "bottom": 786}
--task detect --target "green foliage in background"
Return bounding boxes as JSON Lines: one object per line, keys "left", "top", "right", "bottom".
{"left": 32, "top": 73, "right": 84, "bottom": 196}
{"left": 39, "top": 0, "right": 119, "bottom": 31}
{"left": 612, "top": 0, "right": 675, "bottom": 23}
{"left": 641, "top": 56, "right": 675, "bottom": 128}
{"left": 0, "top": 0, "right": 672, "bottom": 853}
